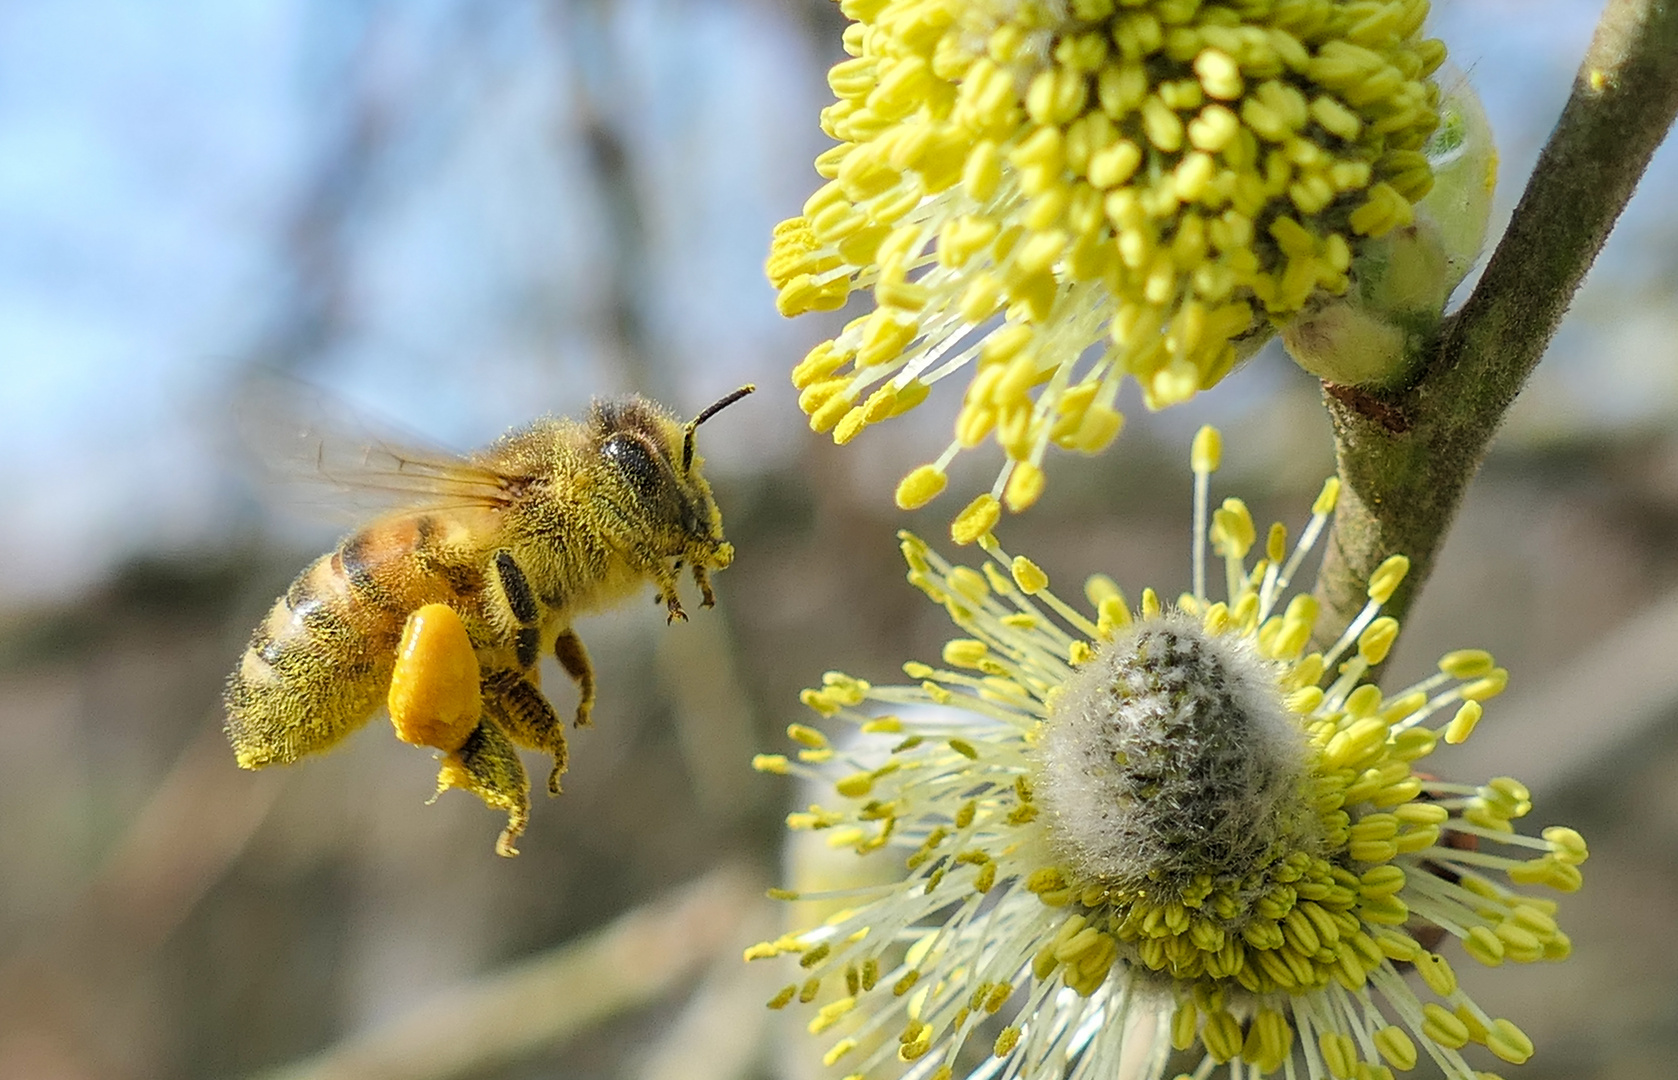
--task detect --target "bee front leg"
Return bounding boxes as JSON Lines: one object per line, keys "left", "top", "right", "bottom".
{"left": 434, "top": 718, "right": 530, "bottom": 857}
{"left": 482, "top": 668, "right": 570, "bottom": 796}
{"left": 638, "top": 552, "right": 687, "bottom": 623}
{"left": 553, "top": 629, "right": 595, "bottom": 728}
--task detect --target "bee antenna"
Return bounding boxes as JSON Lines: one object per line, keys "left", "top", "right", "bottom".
{"left": 683, "top": 384, "right": 755, "bottom": 472}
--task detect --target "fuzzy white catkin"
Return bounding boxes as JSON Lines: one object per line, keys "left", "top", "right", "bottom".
{"left": 1038, "top": 612, "right": 1321, "bottom": 891}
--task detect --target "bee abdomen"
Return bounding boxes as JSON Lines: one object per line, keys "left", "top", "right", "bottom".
{"left": 224, "top": 548, "right": 393, "bottom": 769}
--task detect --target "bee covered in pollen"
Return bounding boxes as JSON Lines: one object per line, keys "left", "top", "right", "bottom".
{"left": 225, "top": 385, "right": 755, "bottom": 855}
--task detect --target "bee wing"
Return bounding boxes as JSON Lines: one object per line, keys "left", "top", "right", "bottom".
{"left": 236, "top": 372, "right": 521, "bottom": 517}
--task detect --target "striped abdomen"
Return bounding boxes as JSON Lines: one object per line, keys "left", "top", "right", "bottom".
{"left": 225, "top": 512, "right": 488, "bottom": 769}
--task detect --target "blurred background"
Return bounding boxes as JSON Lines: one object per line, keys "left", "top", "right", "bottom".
{"left": 1, "top": 1, "right": 1675, "bottom": 1078}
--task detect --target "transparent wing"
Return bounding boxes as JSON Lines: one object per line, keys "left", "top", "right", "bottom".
{"left": 235, "top": 371, "right": 523, "bottom": 518}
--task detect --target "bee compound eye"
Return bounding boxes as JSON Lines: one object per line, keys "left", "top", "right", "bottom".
{"left": 601, "top": 432, "right": 663, "bottom": 495}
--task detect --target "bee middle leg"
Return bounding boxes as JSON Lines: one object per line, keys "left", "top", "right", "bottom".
{"left": 553, "top": 629, "right": 595, "bottom": 728}
{"left": 482, "top": 668, "right": 569, "bottom": 796}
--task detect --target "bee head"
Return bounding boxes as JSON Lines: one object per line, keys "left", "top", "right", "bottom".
{"left": 589, "top": 386, "right": 753, "bottom": 564}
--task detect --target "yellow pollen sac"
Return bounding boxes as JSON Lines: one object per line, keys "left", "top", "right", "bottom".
{"left": 1004, "top": 460, "right": 1047, "bottom": 511}
{"left": 1420, "top": 1002, "right": 1471, "bottom": 1049}
{"left": 1313, "top": 476, "right": 1342, "bottom": 515}
{"left": 388, "top": 604, "right": 483, "bottom": 753}
{"left": 1460, "top": 667, "right": 1510, "bottom": 702}
{"left": 1543, "top": 826, "right": 1589, "bottom": 864}
{"left": 1373, "top": 1026, "right": 1417, "bottom": 1071}
{"left": 1011, "top": 555, "right": 1049, "bottom": 593}
{"left": 1439, "top": 648, "right": 1496, "bottom": 678}
{"left": 1465, "top": 925, "right": 1506, "bottom": 966}
{"left": 951, "top": 493, "right": 1002, "bottom": 545}
{"left": 942, "top": 638, "right": 990, "bottom": 668}
{"left": 1211, "top": 498, "right": 1257, "bottom": 557}
{"left": 1444, "top": 700, "right": 1483, "bottom": 744}
{"left": 1319, "top": 1032, "right": 1357, "bottom": 1080}
{"left": 1367, "top": 555, "right": 1410, "bottom": 603}
{"left": 787, "top": 723, "right": 830, "bottom": 749}
{"left": 1487, "top": 1019, "right": 1534, "bottom": 1065}
{"left": 1357, "top": 617, "right": 1400, "bottom": 664}
{"left": 1194, "top": 424, "right": 1221, "bottom": 469}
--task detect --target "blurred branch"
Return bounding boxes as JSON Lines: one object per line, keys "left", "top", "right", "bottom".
{"left": 629, "top": 917, "right": 783, "bottom": 1080}
{"left": 249, "top": 865, "right": 768, "bottom": 1080}
{"left": 0, "top": 725, "right": 282, "bottom": 1076}
{"left": 1313, "top": 0, "right": 1678, "bottom": 641}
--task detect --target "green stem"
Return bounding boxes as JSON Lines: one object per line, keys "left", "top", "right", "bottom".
{"left": 1312, "top": 0, "right": 1678, "bottom": 645}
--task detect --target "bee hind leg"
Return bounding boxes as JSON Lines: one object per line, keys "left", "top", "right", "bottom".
{"left": 434, "top": 718, "right": 531, "bottom": 857}
{"left": 483, "top": 668, "right": 570, "bottom": 796}
{"left": 553, "top": 629, "right": 596, "bottom": 729}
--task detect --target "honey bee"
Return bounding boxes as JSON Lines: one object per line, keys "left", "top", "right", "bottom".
{"left": 225, "top": 384, "right": 755, "bottom": 855}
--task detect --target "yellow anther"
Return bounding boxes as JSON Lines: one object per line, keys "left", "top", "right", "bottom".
{"left": 1194, "top": 48, "right": 1244, "bottom": 101}
{"left": 753, "top": 754, "right": 790, "bottom": 774}
{"left": 1201, "top": 1010, "right": 1242, "bottom": 1063}
{"left": 791, "top": 342, "right": 847, "bottom": 390}
{"left": 1429, "top": 699, "right": 1478, "bottom": 746}
{"left": 1374, "top": 1026, "right": 1417, "bottom": 1071}
{"left": 1344, "top": 684, "right": 1385, "bottom": 720}
{"left": 1004, "top": 461, "right": 1046, "bottom": 511}
{"left": 951, "top": 494, "right": 1001, "bottom": 545}
{"left": 1211, "top": 498, "right": 1256, "bottom": 558}
{"left": 1192, "top": 425, "right": 1222, "bottom": 473}
{"left": 1359, "top": 864, "right": 1406, "bottom": 899}
{"left": 1313, "top": 475, "right": 1342, "bottom": 515}
{"left": 1170, "top": 998, "right": 1199, "bottom": 1051}
{"left": 1543, "top": 825, "right": 1589, "bottom": 864}
{"left": 835, "top": 772, "right": 874, "bottom": 798}
{"left": 810, "top": 996, "right": 856, "bottom": 1034}
{"left": 1011, "top": 555, "right": 1049, "bottom": 593}
{"left": 1367, "top": 555, "right": 1410, "bottom": 603}
{"left": 1464, "top": 925, "right": 1506, "bottom": 966}
{"left": 1420, "top": 1003, "right": 1470, "bottom": 1049}
{"left": 1459, "top": 667, "right": 1510, "bottom": 702}
{"left": 1265, "top": 522, "right": 1288, "bottom": 564}
{"left": 787, "top": 723, "right": 829, "bottom": 749}
{"left": 1486, "top": 1019, "right": 1533, "bottom": 1065}
{"left": 1438, "top": 648, "right": 1495, "bottom": 678}
{"left": 1285, "top": 686, "right": 1325, "bottom": 714}
{"left": 1319, "top": 1032, "right": 1357, "bottom": 1080}
{"left": 1357, "top": 617, "right": 1400, "bottom": 664}
{"left": 942, "top": 639, "right": 990, "bottom": 668}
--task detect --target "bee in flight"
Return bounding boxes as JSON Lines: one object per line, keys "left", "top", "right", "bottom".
{"left": 225, "top": 385, "right": 755, "bottom": 855}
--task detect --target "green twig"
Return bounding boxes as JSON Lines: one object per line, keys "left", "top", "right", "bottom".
{"left": 1313, "top": 0, "right": 1678, "bottom": 644}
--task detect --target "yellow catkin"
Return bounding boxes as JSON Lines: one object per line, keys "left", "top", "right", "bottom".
{"left": 769, "top": 0, "right": 1445, "bottom": 517}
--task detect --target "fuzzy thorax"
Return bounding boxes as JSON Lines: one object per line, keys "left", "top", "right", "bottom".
{"left": 1041, "top": 611, "right": 1319, "bottom": 896}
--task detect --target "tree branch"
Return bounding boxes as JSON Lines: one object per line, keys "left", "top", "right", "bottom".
{"left": 247, "top": 866, "right": 767, "bottom": 1080}
{"left": 1313, "top": 0, "right": 1678, "bottom": 643}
